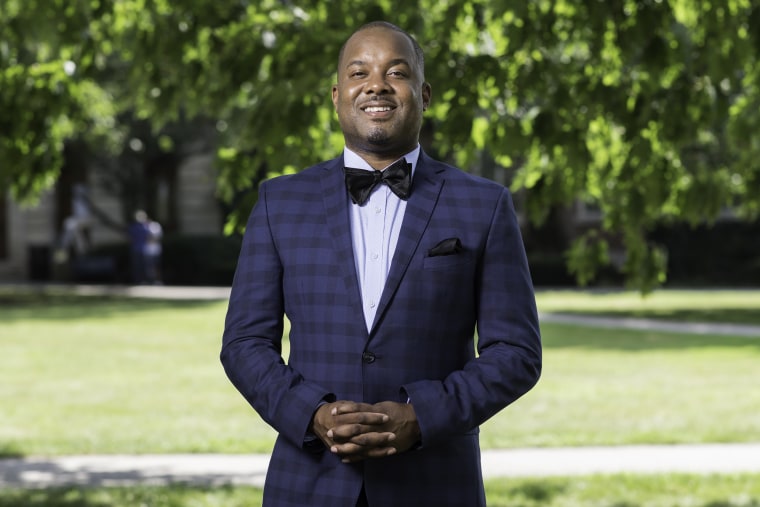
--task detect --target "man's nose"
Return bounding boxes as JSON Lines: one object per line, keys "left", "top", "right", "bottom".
{"left": 365, "top": 73, "right": 390, "bottom": 94}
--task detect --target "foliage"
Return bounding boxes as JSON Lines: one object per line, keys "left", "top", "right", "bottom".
{"left": 0, "top": 0, "right": 118, "bottom": 202}
{"left": 2, "top": 0, "right": 759, "bottom": 290}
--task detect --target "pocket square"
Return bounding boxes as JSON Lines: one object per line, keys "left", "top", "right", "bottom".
{"left": 428, "top": 237, "right": 463, "bottom": 257}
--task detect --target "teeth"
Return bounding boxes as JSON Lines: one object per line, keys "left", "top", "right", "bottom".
{"left": 365, "top": 106, "right": 391, "bottom": 112}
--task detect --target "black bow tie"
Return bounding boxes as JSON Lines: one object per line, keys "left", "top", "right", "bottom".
{"left": 343, "top": 158, "right": 412, "bottom": 205}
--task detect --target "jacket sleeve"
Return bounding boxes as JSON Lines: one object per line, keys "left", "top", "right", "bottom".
{"left": 220, "top": 181, "right": 333, "bottom": 448}
{"left": 401, "top": 188, "right": 542, "bottom": 447}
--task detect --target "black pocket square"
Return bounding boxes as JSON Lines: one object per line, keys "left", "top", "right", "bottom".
{"left": 428, "top": 237, "right": 463, "bottom": 257}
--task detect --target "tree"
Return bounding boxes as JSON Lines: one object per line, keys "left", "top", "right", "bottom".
{"left": 0, "top": 0, "right": 117, "bottom": 201}
{"left": 2, "top": 0, "right": 759, "bottom": 290}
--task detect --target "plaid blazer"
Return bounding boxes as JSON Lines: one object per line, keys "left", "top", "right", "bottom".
{"left": 221, "top": 151, "right": 541, "bottom": 507}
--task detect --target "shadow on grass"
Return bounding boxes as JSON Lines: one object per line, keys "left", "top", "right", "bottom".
{"left": 542, "top": 322, "right": 760, "bottom": 351}
{"left": 0, "top": 481, "right": 757, "bottom": 506}
{"left": 0, "top": 442, "right": 23, "bottom": 459}
{"left": 0, "top": 489, "right": 111, "bottom": 507}
{"left": 0, "top": 485, "right": 263, "bottom": 507}
{"left": 487, "top": 478, "right": 760, "bottom": 507}
{"left": 560, "top": 308, "right": 760, "bottom": 326}
{"left": 0, "top": 293, "right": 223, "bottom": 322}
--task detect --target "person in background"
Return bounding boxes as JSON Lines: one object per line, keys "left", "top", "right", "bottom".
{"left": 59, "top": 184, "right": 93, "bottom": 256}
{"left": 144, "top": 216, "right": 163, "bottom": 284}
{"left": 221, "top": 21, "right": 541, "bottom": 507}
{"left": 128, "top": 210, "right": 149, "bottom": 284}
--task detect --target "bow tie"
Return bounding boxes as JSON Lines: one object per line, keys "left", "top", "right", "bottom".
{"left": 343, "top": 158, "right": 412, "bottom": 205}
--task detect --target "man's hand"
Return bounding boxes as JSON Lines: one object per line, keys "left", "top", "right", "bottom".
{"left": 368, "top": 401, "right": 421, "bottom": 454}
{"left": 310, "top": 400, "right": 421, "bottom": 463}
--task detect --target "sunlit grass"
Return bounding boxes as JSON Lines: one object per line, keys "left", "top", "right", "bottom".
{"left": 481, "top": 322, "right": 760, "bottom": 448}
{"left": 1, "top": 289, "right": 759, "bottom": 457}
{"left": 1, "top": 295, "right": 277, "bottom": 456}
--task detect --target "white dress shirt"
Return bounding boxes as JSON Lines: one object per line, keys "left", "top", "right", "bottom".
{"left": 344, "top": 145, "right": 420, "bottom": 332}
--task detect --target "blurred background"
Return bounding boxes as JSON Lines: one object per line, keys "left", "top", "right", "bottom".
{"left": 2, "top": 0, "right": 759, "bottom": 291}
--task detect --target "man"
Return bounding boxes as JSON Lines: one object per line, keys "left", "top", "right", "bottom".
{"left": 128, "top": 210, "right": 149, "bottom": 284}
{"left": 221, "top": 21, "right": 541, "bottom": 507}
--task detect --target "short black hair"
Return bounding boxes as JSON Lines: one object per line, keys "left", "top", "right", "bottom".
{"left": 337, "top": 21, "right": 425, "bottom": 78}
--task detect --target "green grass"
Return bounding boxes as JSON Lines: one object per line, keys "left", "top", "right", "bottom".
{"left": 485, "top": 473, "right": 760, "bottom": 507}
{"left": 480, "top": 322, "right": 760, "bottom": 448}
{"left": 536, "top": 288, "right": 760, "bottom": 325}
{"left": 1, "top": 289, "right": 759, "bottom": 456}
{"left": 1, "top": 474, "right": 759, "bottom": 506}
{"left": 1, "top": 294, "right": 276, "bottom": 456}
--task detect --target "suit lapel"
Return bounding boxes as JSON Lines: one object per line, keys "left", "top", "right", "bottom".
{"left": 370, "top": 152, "right": 445, "bottom": 334}
{"left": 320, "top": 157, "right": 367, "bottom": 333}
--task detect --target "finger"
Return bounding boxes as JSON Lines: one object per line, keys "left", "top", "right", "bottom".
{"left": 330, "top": 432, "right": 395, "bottom": 453}
{"left": 333, "top": 444, "right": 398, "bottom": 463}
{"left": 332, "top": 411, "right": 389, "bottom": 427}
{"left": 330, "top": 441, "right": 397, "bottom": 457}
{"left": 329, "top": 423, "right": 394, "bottom": 442}
{"left": 348, "top": 432, "right": 396, "bottom": 447}
{"left": 331, "top": 402, "right": 377, "bottom": 415}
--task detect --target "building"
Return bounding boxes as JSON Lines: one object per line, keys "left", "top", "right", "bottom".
{"left": 0, "top": 152, "right": 222, "bottom": 283}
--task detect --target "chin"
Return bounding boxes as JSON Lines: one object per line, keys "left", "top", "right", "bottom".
{"left": 367, "top": 130, "right": 389, "bottom": 145}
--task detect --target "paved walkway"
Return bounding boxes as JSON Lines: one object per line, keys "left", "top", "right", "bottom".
{"left": 3, "top": 444, "right": 760, "bottom": 489}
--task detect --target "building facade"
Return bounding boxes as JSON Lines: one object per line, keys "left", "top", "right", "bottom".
{"left": 0, "top": 152, "right": 222, "bottom": 283}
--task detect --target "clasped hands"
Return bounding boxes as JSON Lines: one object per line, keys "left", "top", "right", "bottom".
{"left": 310, "top": 400, "right": 421, "bottom": 463}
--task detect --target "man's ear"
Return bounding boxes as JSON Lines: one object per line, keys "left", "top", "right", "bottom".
{"left": 332, "top": 84, "right": 339, "bottom": 109}
{"left": 422, "top": 82, "right": 432, "bottom": 111}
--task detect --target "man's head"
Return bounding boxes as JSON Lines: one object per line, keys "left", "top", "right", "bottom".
{"left": 332, "top": 22, "right": 432, "bottom": 166}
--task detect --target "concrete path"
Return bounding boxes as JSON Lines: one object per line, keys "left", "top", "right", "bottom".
{"left": 3, "top": 444, "right": 760, "bottom": 489}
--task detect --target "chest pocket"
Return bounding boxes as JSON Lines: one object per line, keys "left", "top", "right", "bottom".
{"left": 422, "top": 252, "right": 473, "bottom": 270}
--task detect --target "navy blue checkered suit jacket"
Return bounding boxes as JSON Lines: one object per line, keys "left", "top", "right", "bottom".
{"left": 221, "top": 151, "right": 541, "bottom": 506}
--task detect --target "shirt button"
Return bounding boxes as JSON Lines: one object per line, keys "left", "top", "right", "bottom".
{"left": 362, "top": 352, "right": 376, "bottom": 364}
{"left": 375, "top": 206, "right": 382, "bottom": 214}
{"left": 369, "top": 300, "right": 376, "bottom": 308}
{"left": 371, "top": 253, "right": 379, "bottom": 260}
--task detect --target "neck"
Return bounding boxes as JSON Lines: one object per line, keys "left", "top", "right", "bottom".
{"left": 348, "top": 145, "right": 417, "bottom": 171}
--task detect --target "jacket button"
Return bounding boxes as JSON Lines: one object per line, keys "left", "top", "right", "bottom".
{"left": 362, "top": 352, "right": 376, "bottom": 364}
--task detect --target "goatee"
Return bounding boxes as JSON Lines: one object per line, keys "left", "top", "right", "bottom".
{"left": 367, "top": 127, "right": 389, "bottom": 145}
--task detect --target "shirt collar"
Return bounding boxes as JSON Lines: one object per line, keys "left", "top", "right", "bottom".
{"left": 343, "top": 145, "right": 420, "bottom": 179}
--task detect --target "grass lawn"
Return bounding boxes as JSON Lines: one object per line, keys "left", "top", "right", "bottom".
{"left": 1, "top": 473, "right": 759, "bottom": 506}
{"left": 480, "top": 321, "right": 760, "bottom": 448}
{"left": 0, "top": 294, "right": 275, "bottom": 456}
{"left": 1, "top": 288, "right": 759, "bottom": 456}
{"left": 2, "top": 288, "right": 760, "bottom": 506}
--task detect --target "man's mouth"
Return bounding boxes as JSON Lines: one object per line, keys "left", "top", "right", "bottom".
{"left": 364, "top": 106, "right": 393, "bottom": 113}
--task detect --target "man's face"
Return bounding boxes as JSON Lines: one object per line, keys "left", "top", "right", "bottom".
{"left": 332, "top": 27, "right": 431, "bottom": 161}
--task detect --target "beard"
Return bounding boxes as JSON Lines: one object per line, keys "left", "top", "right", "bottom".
{"left": 366, "top": 125, "right": 390, "bottom": 145}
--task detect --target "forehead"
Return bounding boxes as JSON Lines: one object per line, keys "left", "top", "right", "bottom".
{"left": 340, "top": 27, "right": 416, "bottom": 67}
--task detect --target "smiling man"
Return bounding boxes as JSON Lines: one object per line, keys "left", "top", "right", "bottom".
{"left": 221, "top": 21, "right": 542, "bottom": 507}
{"left": 332, "top": 24, "right": 430, "bottom": 165}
